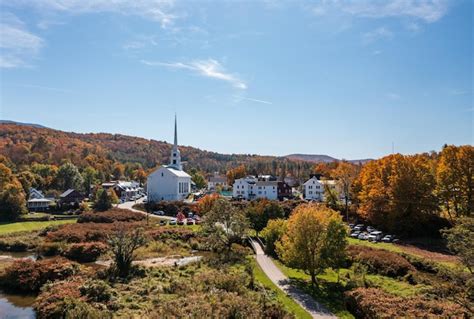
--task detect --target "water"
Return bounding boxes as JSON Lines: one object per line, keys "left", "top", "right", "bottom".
{"left": 0, "top": 293, "right": 35, "bottom": 319}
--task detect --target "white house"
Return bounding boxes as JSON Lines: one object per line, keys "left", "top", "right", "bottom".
{"left": 303, "top": 176, "right": 338, "bottom": 201}
{"left": 233, "top": 176, "right": 278, "bottom": 200}
{"left": 147, "top": 116, "right": 191, "bottom": 202}
{"left": 207, "top": 173, "right": 228, "bottom": 191}
{"left": 27, "top": 188, "right": 54, "bottom": 211}
{"left": 102, "top": 180, "right": 141, "bottom": 201}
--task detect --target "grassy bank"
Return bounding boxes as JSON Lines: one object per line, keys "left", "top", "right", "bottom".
{"left": 0, "top": 219, "right": 76, "bottom": 234}
{"left": 250, "top": 258, "right": 312, "bottom": 319}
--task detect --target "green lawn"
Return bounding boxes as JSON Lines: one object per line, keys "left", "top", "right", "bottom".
{"left": 0, "top": 219, "right": 77, "bottom": 234}
{"left": 250, "top": 258, "right": 312, "bottom": 319}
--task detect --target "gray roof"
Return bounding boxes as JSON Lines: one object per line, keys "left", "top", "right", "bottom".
{"left": 256, "top": 181, "right": 278, "bottom": 186}
{"left": 60, "top": 189, "right": 75, "bottom": 198}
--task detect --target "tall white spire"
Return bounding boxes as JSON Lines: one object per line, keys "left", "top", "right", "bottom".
{"left": 170, "top": 114, "right": 182, "bottom": 170}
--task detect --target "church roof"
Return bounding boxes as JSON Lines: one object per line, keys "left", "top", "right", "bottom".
{"left": 163, "top": 165, "right": 191, "bottom": 178}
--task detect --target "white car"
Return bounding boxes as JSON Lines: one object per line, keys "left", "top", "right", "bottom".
{"left": 357, "top": 233, "right": 369, "bottom": 240}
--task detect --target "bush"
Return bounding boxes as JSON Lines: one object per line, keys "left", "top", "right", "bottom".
{"left": 63, "top": 242, "right": 108, "bottom": 262}
{"left": 79, "top": 279, "right": 114, "bottom": 302}
{"left": 37, "top": 242, "right": 64, "bottom": 257}
{"left": 347, "top": 245, "right": 414, "bottom": 278}
{"left": 0, "top": 257, "right": 79, "bottom": 293}
{"left": 345, "top": 287, "right": 467, "bottom": 318}
{"left": 46, "top": 222, "right": 144, "bottom": 243}
{"left": 78, "top": 208, "right": 145, "bottom": 223}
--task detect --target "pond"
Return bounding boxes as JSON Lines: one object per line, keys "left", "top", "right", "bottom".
{"left": 0, "top": 292, "right": 35, "bottom": 319}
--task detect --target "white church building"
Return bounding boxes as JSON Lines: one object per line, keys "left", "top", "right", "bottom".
{"left": 147, "top": 116, "right": 191, "bottom": 202}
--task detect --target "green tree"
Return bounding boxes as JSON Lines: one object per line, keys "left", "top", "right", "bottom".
{"left": 82, "top": 166, "right": 97, "bottom": 196}
{"left": 261, "top": 219, "right": 287, "bottom": 257}
{"left": 0, "top": 164, "right": 27, "bottom": 221}
{"left": 442, "top": 218, "right": 474, "bottom": 274}
{"left": 108, "top": 227, "right": 146, "bottom": 278}
{"left": 56, "top": 162, "right": 83, "bottom": 190}
{"left": 247, "top": 199, "right": 285, "bottom": 236}
{"left": 333, "top": 161, "right": 359, "bottom": 221}
{"left": 190, "top": 168, "right": 207, "bottom": 189}
{"left": 202, "top": 198, "right": 249, "bottom": 253}
{"left": 277, "top": 204, "right": 347, "bottom": 287}
{"left": 93, "top": 188, "right": 113, "bottom": 211}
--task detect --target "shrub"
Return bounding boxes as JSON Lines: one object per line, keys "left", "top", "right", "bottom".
{"left": 345, "top": 287, "right": 467, "bottom": 318}
{"left": 79, "top": 279, "right": 114, "bottom": 302}
{"left": 0, "top": 257, "right": 79, "bottom": 293}
{"left": 46, "top": 222, "right": 144, "bottom": 243}
{"left": 37, "top": 242, "right": 64, "bottom": 257}
{"left": 347, "top": 245, "right": 414, "bottom": 278}
{"left": 63, "top": 242, "right": 108, "bottom": 262}
{"left": 78, "top": 208, "right": 145, "bottom": 223}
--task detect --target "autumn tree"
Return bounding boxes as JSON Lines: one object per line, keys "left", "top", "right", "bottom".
{"left": 112, "top": 163, "right": 125, "bottom": 180}
{"left": 333, "top": 161, "right": 359, "bottom": 221}
{"left": 246, "top": 199, "right": 285, "bottom": 236}
{"left": 190, "top": 168, "right": 207, "bottom": 189}
{"left": 276, "top": 204, "right": 347, "bottom": 287}
{"left": 261, "top": 218, "right": 287, "bottom": 257}
{"left": 82, "top": 166, "right": 97, "bottom": 196}
{"left": 437, "top": 145, "right": 474, "bottom": 219}
{"left": 132, "top": 168, "right": 147, "bottom": 186}
{"left": 202, "top": 198, "right": 249, "bottom": 253}
{"left": 357, "top": 154, "right": 439, "bottom": 235}
{"left": 226, "top": 165, "right": 247, "bottom": 186}
{"left": 93, "top": 188, "right": 113, "bottom": 211}
{"left": 55, "top": 162, "right": 83, "bottom": 191}
{"left": 197, "top": 193, "right": 220, "bottom": 215}
{"left": 0, "top": 163, "right": 27, "bottom": 221}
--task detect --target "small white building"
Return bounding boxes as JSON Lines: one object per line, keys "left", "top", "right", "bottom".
{"left": 303, "top": 176, "right": 337, "bottom": 201}
{"left": 207, "top": 173, "right": 228, "bottom": 191}
{"left": 147, "top": 116, "right": 191, "bottom": 202}
{"left": 233, "top": 176, "right": 278, "bottom": 200}
{"left": 102, "top": 181, "right": 141, "bottom": 201}
{"left": 27, "top": 188, "right": 54, "bottom": 211}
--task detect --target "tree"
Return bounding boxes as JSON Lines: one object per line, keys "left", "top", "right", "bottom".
{"left": 323, "top": 183, "right": 341, "bottom": 211}
{"left": 0, "top": 163, "right": 27, "bottom": 221}
{"left": 82, "top": 166, "right": 97, "bottom": 197}
{"left": 108, "top": 227, "right": 146, "bottom": 278}
{"left": 197, "top": 193, "right": 220, "bottom": 215}
{"left": 56, "top": 162, "right": 83, "bottom": 190}
{"left": 276, "top": 204, "right": 347, "bottom": 287}
{"left": 356, "top": 154, "right": 438, "bottom": 235}
{"left": 261, "top": 219, "right": 287, "bottom": 257}
{"left": 132, "top": 168, "right": 147, "bottom": 186}
{"left": 442, "top": 218, "right": 474, "bottom": 274}
{"left": 437, "top": 145, "right": 474, "bottom": 219}
{"left": 226, "top": 165, "right": 247, "bottom": 185}
{"left": 246, "top": 199, "right": 285, "bottom": 236}
{"left": 202, "top": 198, "right": 249, "bottom": 252}
{"left": 93, "top": 188, "right": 113, "bottom": 211}
{"left": 190, "top": 170, "right": 207, "bottom": 190}
{"left": 333, "top": 161, "right": 359, "bottom": 221}
{"left": 112, "top": 163, "right": 125, "bottom": 180}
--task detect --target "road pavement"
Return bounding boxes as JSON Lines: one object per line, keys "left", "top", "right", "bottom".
{"left": 250, "top": 239, "right": 336, "bottom": 319}
{"left": 117, "top": 198, "right": 176, "bottom": 221}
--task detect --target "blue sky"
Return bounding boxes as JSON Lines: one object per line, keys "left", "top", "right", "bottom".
{"left": 0, "top": 0, "right": 472, "bottom": 159}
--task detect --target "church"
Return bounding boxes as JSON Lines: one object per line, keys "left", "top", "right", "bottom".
{"left": 147, "top": 116, "right": 191, "bottom": 202}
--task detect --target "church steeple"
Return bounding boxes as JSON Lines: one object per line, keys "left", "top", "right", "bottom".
{"left": 169, "top": 114, "right": 182, "bottom": 170}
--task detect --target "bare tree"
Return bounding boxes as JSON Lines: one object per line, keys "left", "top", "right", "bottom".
{"left": 108, "top": 227, "right": 146, "bottom": 278}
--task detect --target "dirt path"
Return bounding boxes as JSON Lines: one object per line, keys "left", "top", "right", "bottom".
{"left": 250, "top": 239, "right": 336, "bottom": 319}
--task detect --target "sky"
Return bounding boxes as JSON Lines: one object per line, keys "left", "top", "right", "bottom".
{"left": 0, "top": 0, "right": 472, "bottom": 160}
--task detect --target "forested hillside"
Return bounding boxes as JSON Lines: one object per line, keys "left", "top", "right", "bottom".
{"left": 0, "top": 123, "right": 314, "bottom": 179}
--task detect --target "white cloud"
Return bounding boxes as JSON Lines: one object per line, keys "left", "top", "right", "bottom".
{"left": 387, "top": 92, "right": 401, "bottom": 100}
{"left": 372, "top": 50, "right": 382, "bottom": 55}
{"left": 8, "top": 0, "right": 177, "bottom": 28}
{"left": 0, "top": 13, "right": 44, "bottom": 68}
{"left": 311, "top": 0, "right": 450, "bottom": 23}
{"left": 363, "top": 27, "right": 393, "bottom": 44}
{"left": 141, "top": 59, "right": 247, "bottom": 89}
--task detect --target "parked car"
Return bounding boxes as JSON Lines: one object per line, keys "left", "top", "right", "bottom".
{"left": 154, "top": 210, "right": 165, "bottom": 216}
{"left": 350, "top": 231, "right": 361, "bottom": 238}
{"left": 354, "top": 224, "right": 365, "bottom": 231}
{"left": 366, "top": 226, "right": 375, "bottom": 233}
{"left": 368, "top": 231, "right": 383, "bottom": 242}
{"left": 357, "top": 233, "right": 369, "bottom": 240}
{"left": 169, "top": 219, "right": 177, "bottom": 225}
{"left": 177, "top": 219, "right": 185, "bottom": 225}
{"left": 381, "top": 235, "right": 394, "bottom": 243}
{"left": 348, "top": 223, "right": 355, "bottom": 229}
{"left": 186, "top": 218, "right": 194, "bottom": 225}
{"left": 159, "top": 220, "right": 167, "bottom": 226}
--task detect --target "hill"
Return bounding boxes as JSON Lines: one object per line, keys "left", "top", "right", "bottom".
{"left": 0, "top": 120, "right": 48, "bottom": 129}
{"left": 285, "top": 154, "right": 372, "bottom": 164}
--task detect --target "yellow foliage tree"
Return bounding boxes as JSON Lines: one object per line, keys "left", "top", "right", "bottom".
{"left": 277, "top": 204, "right": 347, "bottom": 287}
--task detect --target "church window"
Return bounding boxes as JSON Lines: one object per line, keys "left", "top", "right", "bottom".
{"left": 173, "top": 160, "right": 176, "bottom": 164}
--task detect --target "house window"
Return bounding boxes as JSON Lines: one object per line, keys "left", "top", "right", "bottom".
{"left": 173, "top": 160, "right": 176, "bottom": 164}
{"left": 161, "top": 172, "right": 164, "bottom": 177}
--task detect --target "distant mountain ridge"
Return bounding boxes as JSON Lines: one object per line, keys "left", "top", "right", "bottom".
{"left": 285, "top": 154, "right": 372, "bottom": 164}
{"left": 0, "top": 120, "right": 48, "bottom": 129}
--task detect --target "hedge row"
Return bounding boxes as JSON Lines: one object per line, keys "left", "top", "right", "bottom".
{"left": 78, "top": 208, "right": 145, "bottom": 223}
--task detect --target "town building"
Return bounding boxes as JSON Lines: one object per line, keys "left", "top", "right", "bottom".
{"left": 101, "top": 180, "right": 141, "bottom": 201}
{"left": 147, "top": 116, "right": 191, "bottom": 202}
{"left": 303, "top": 175, "right": 338, "bottom": 201}
{"left": 27, "top": 188, "right": 54, "bottom": 211}
{"left": 207, "top": 172, "right": 228, "bottom": 191}
{"left": 232, "top": 176, "right": 291, "bottom": 200}
{"left": 59, "top": 189, "right": 85, "bottom": 207}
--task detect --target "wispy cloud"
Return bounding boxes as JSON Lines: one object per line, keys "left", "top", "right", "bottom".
{"left": 7, "top": 0, "right": 177, "bottom": 28}
{"left": 448, "top": 89, "right": 468, "bottom": 96}
{"left": 233, "top": 95, "right": 272, "bottom": 105}
{"left": 372, "top": 50, "right": 382, "bottom": 55}
{"left": 17, "top": 84, "right": 72, "bottom": 93}
{"left": 363, "top": 27, "right": 393, "bottom": 44}
{"left": 0, "top": 13, "right": 43, "bottom": 68}
{"left": 310, "top": 0, "right": 450, "bottom": 23}
{"left": 141, "top": 59, "right": 247, "bottom": 89}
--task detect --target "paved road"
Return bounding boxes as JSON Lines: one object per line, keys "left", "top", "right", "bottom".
{"left": 250, "top": 239, "right": 336, "bottom": 319}
{"left": 117, "top": 199, "right": 176, "bottom": 221}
